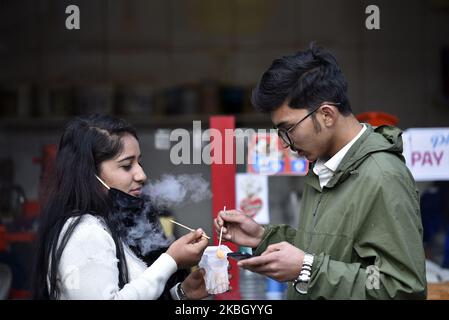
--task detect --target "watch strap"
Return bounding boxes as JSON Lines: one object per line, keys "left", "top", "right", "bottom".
{"left": 176, "top": 282, "right": 189, "bottom": 300}
{"left": 293, "top": 253, "right": 314, "bottom": 294}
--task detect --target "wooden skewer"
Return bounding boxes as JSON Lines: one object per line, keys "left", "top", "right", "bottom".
{"left": 218, "top": 206, "right": 225, "bottom": 248}
{"left": 168, "top": 219, "right": 210, "bottom": 240}
{"left": 216, "top": 206, "right": 226, "bottom": 258}
{"left": 218, "top": 227, "right": 223, "bottom": 248}
{"left": 95, "top": 175, "right": 110, "bottom": 190}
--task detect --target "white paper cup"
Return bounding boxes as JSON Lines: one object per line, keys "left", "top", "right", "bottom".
{"left": 199, "top": 245, "right": 232, "bottom": 294}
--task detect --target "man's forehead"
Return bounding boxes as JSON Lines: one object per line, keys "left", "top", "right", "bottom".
{"left": 271, "top": 104, "right": 308, "bottom": 127}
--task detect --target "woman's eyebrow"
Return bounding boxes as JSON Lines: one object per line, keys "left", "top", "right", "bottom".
{"left": 117, "top": 155, "right": 135, "bottom": 162}
{"left": 117, "top": 154, "right": 142, "bottom": 162}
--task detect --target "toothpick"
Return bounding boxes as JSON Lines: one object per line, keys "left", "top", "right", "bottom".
{"left": 168, "top": 219, "right": 210, "bottom": 240}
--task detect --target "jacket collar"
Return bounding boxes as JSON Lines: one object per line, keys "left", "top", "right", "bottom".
{"left": 306, "top": 124, "right": 404, "bottom": 190}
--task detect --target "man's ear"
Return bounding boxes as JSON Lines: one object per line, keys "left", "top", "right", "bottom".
{"left": 320, "top": 105, "right": 338, "bottom": 127}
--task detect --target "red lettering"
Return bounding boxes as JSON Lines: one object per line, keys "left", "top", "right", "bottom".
{"left": 433, "top": 151, "right": 444, "bottom": 166}
{"left": 411, "top": 151, "right": 421, "bottom": 166}
{"left": 422, "top": 152, "right": 433, "bottom": 166}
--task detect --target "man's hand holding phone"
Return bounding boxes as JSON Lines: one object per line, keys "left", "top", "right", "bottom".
{"left": 227, "top": 252, "right": 253, "bottom": 261}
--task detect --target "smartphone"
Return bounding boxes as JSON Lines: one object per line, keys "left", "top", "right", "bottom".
{"left": 227, "top": 252, "right": 253, "bottom": 261}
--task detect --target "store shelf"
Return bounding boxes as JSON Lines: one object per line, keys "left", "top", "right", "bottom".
{"left": 0, "top": 113, "right": 272, "bottom": 132}
{"left": 0, "top": 225, "right": 36, "bottom": 252}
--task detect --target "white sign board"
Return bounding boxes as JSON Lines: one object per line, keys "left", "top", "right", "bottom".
{"left": 154, "top": 129, "right": 171, "bottom": 150}
{"left": 402, "top": 128, "right": 449, "bottom": 181}
{"left": 236, "top": 173, "right": 270, "bottom": 224}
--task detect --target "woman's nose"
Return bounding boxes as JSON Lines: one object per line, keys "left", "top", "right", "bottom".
{"left": 135, "top": 167, "right": 147, "bottom": 184}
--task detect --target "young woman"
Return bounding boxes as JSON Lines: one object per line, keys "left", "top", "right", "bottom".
{"left": 32, "top": 114, "right": 209, "bottom": 300}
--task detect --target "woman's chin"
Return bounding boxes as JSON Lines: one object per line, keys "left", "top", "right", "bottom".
{"left": 129, "top": 191, "right": 141, "bottom": 197}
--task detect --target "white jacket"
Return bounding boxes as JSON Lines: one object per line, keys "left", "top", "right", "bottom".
{"left": 52, "top": 214, "right": 178, "bottom": 299}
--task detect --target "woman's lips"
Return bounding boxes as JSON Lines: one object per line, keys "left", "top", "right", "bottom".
{"left": 129, "top": 187, "right": 142, "bottom": 196}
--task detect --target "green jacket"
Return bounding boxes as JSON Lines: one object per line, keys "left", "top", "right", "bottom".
{"left": 254, "top": 125, "right": 427, "bottom": 299}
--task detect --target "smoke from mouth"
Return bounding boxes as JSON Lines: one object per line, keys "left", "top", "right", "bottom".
{"left": 143, "top": 174, "right": 212, "bottom": 210}
{"left": 115, "top": 174, "right": 211, "bottom": 256}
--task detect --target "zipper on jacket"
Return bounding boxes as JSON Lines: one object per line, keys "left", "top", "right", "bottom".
{"left": 307, "top": 192, "right": 324, "bottom": 251}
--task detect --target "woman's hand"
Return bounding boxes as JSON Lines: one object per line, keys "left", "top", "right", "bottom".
{"left": 166, "top": 229, "right": 208, "bottom": 269}
{"left": 181, "top": 268, "right": 208, "bottom": 300}
{"left": 181, "top": 266, "right": 233, "bottom": 300}
{"left": 213, "top": 210, "right": 265, "bottom": 248}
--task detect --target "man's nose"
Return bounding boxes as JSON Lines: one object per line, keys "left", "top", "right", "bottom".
{"left": 279, "top": 137, "right": 292, "bottom": 150}
{"left": 280, "top": 139, "right": 290, "bottom": 149}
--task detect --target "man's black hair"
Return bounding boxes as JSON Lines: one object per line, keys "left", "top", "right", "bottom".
{"left": 251, "top": 43, "right": 352, "bottom": 115}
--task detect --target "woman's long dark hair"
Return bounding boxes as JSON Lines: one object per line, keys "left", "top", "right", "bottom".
{"left": 31, "top": 114, "right": 138, "bottom": 299}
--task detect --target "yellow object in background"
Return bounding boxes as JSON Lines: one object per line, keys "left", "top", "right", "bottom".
{"left": 159, "top": 216, "right": 174, "bottom": 238}
{"left": 160, "top": 216, "right": 200, "bottom": 273}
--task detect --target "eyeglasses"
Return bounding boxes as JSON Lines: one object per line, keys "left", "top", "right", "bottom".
{"left": 274, "top": 102, "right": 341, "bottom": 149}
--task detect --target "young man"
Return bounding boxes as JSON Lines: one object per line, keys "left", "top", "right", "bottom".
{"left": 215, "top": 44, "right": 426, "bottom": 299}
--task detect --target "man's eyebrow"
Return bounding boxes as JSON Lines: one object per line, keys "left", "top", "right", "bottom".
{"left": 274, "top": 121, "right": 289, "bottom": 129}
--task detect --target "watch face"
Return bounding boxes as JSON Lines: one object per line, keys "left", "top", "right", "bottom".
{"left": 294, "top": 281, "right": 308, "bottom": 294}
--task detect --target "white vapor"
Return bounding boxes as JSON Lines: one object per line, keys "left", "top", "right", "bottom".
{"left": 144, "top": 174, "right": 212, "bottom": 209}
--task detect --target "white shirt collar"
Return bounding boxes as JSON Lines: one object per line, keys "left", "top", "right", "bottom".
{"left": 313, "top": 124, "right": 366, "bottom": 188}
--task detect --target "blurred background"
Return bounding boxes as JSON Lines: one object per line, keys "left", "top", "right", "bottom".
{"left": 1, "top": 0, "right": 449, "bottom": 300}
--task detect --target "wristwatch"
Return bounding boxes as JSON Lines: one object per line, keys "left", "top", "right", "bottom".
{"left": 293, "top": 253, "right": 314, "bottom": 294}
{"left": 176, "top": 282, "right": 189, "bottom": 300}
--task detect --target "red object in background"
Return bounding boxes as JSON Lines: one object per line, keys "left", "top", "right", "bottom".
{"left": 210, "top": 116, "right": 241, "bottom": 300}
{"left": 0, "top": 225, "right": 6, "bottom": 251}
{"left": 8, "top": 289, "right": 31, "bottom": 300}
{"left": 33, "top": 144, "right": 57, "bottom": 204}
{"left": 4, "top": 232, "right": 36, "bottom": 243}
{"left": 356, "top": 112, "right": 398, "bottom": 126}
{"left": 0, "top": 224, "right": 37, "bottom": 252}
{"left": 22, "top": 200, "right": 40, "bottom": 219}
{"left": 239, "top": 197, "right": 263, "bottom": 218}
